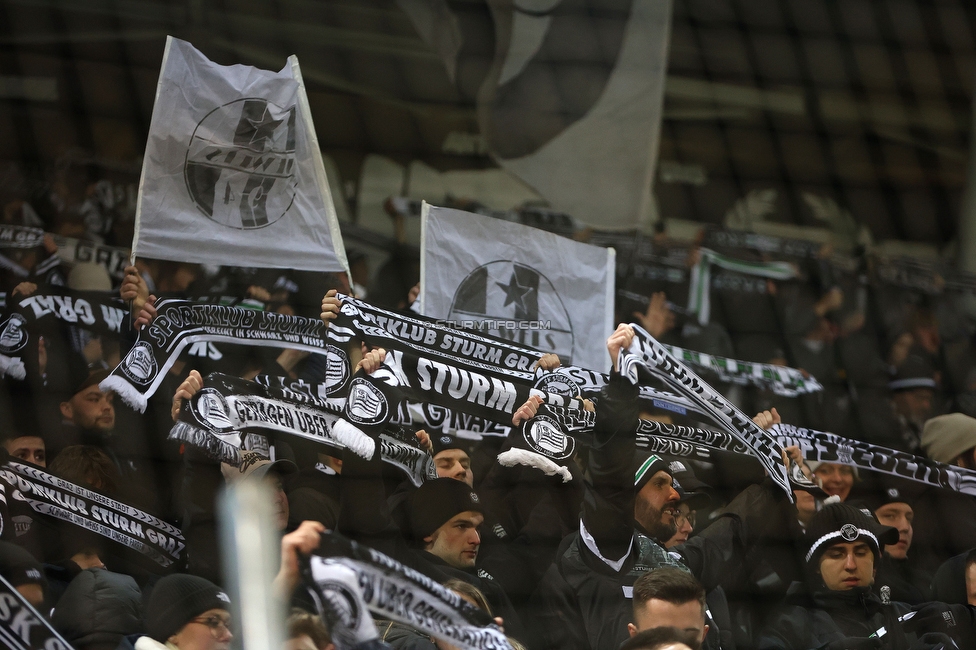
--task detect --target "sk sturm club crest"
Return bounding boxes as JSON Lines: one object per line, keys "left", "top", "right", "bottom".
{"left": 421, "top": 204, "right": 614, "bottom": 371}
{"left": 448, "top": 261, "right": 574, "bottom": 362}
{"left": 185, "top": 98, "right": 297, "bottom": 229}
{"left": 133, "top": 36, "right": 348, "bottom": 273}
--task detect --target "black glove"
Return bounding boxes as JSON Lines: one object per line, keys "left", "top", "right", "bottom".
{"left": 824, "top": 637, "right": 881, "bottom": 650}
{"left": 903, "top": 602, "right": 976, "bottom": 647}
{"left": 909, "top": 632, "right": 959, "bottom": 650}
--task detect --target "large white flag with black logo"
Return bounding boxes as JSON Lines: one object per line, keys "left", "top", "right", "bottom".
{"left": 477, "top": 0, "right": 673, "bottom": 229}
{"left": 132, "top": 36, "right": 348, "bottom": 272}
{"left": 420, "top": 203, "right": 614, "bottom": 371}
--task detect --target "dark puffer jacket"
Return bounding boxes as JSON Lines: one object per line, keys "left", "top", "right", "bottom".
{"left": 51, "top": 568, "right": 142, "bottom": 649}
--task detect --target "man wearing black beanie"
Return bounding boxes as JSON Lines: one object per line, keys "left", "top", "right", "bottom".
{"left": 758, "top": 503, "right": 976, "bottom": 649}
{"left": 409, "top": 477, "right": 485, "bottom": 569}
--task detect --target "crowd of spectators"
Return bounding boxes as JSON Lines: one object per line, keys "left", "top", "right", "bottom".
{"left": 3, "top": 174, "right": 976, "bottom": 650}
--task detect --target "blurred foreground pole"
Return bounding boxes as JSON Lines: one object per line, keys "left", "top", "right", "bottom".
{"left": 218, "top": 481, "right": 285, "bottom": 650}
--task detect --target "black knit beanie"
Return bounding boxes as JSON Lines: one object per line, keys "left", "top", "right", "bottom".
{"left": 633, "top": 452, "right": 671, "bottom": 492}
{"left": 145, "top": 573, "right": 231, "bottom": 642}
{"left": 409, "top": 478, "right": 484, "bottom": 541}
{"left": 804, "top": 502, "right": 898, "bottom": 567}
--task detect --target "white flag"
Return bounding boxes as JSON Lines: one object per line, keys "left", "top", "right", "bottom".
{"left": 478, "top": 0, "right": 673, "bottom": 230}
{"left": 420, "top": 203, "right": 614, "bottom": 371}
{"left": 132, "top": 36, "right": 348, "bottom": 272}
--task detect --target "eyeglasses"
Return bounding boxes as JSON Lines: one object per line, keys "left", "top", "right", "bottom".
{"left": 191, "top": 615, "right": 233, "bottom": 639}
{"left": 674, "top": 510, "right": 696, "bottom": 528}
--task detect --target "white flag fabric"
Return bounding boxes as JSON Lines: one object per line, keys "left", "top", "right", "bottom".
{"left": 477, "top": 0, "right": 673, "bottom": 230}
{"left": 420, "top": 203, "right": 614, "bottom": 371}
{"left": 133, "top": 36, "right": 348, "bottom": 272}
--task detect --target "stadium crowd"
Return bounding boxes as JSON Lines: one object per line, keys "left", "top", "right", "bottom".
{"left": 2, "top": 180, "right": 976, "bottom": 650}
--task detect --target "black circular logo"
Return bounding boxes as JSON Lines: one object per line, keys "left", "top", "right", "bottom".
{"left": 184, "top": 98, "right": 298, "bottom": 229}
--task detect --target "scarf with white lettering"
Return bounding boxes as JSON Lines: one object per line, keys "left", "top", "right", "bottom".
{"left": 0, "top": 461, "right": 185, "bottom": 570}
{"left": 307, "top": 533, "right": 511, "bottom": 650}
{"left": 0, "top": 226, "right": 44, "bottom": 249}
{"left": 619, "top": 324, "right": 794, "bottom": 495}
{"left": 687, "top": 248, "right": 797, "bottom": 325}
{"left": 0, "top": 573, "right": 74, "bottom": 650}
{"left": 102, "top": 298, "right": 331, "bottom": 411}
{"left": 631, "top": 419, "right": 976, "bottom": 497}
{"left": 702, "top": 227, "right": 824, "bottom": 259}
{"left": 171, "top": 372, "right": 436, "bottom": 487}
{"left": 0, "top": 288, "right": 128, "bottom": 379}
{"left": 51, "top": 234, "right": 130, "bottom": 280}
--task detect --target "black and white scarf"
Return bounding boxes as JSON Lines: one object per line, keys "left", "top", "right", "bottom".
{"left": 619, "top": 325, "right": 793, "bottom": 495}
{"left": 103, "top": 298, "right": 331, "bottom": 411}
{"left": 0, "top": 288, "right": 127, "bottom": 379}
{"left": 171, "top": 373, "right": 436, "bottom": 487}
{"left": 701, "top": 227, "right": 824, "bottom": 259}
{"left": 0, "top": 573, "right": 74, "bottom": 650}
{"left": 307, "top": 533, "right": 511, "bottom": 650}
{"left": 0, "top": 461, "right": 185, "bottom": 570}
{"left": 51, "top": 234, "right": 130, "bottom": 280}
{"left": 631, "top": 418, "right": 976, "bottom": 497}
{"left": 0, "top": 225, "right": 45, "bottom": 250}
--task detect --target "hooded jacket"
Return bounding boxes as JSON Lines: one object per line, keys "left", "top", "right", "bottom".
{"left": 51, "top": 568, "right": 142, "bottom": 650}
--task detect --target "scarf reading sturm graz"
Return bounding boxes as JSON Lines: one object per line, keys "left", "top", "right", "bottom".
{"left": 619, "top": 324, "right": 793, "bottom": 496}
{"left": 0, "top": 288, "right": 128, "bottom": 379}
{"left": 630, "top": 418, "right": 976, "bottom": 497}
{"left": 170, "top": 372, "right": 437, "bottom": 487}
{"left": 0, "top": 461, "right": 185, "bottom": 570}
{"left": 0, "top": 573, "right": 74, "bottom": 650}
{"left": 307, "top": 533, "right": 511, "bottom": 650}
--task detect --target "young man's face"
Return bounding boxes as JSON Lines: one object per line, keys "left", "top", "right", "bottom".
{"left": 819, "top": 541, "right": 875, "bottom": 590}
{"left": 4, "top": 436, "right": 45, "bottom": 467}
{"left": 627, "top": 597, "right": 707, "bottom": 643}
{"left": 634, "top": 470, "right": 680, "bottom": 543}
{"left": 61, "top": 385, "right": 115, "bottom": 432}
{"left": 424, "top": 511, "right": 483, "bottom": 569}
{"left": 874, "top": 502, "right": 913, "bottom": 560}
{"left": 434, "top": 449, "right": 473, "bottom": 487}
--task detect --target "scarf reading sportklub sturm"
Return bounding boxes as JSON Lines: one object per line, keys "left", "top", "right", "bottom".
{"left": 0, "top": 461, "right": 185, "bottom": 571}
{"left": 0, "top": 288, "right": 128, "bottom": 379}
{"left": 306, "top": 533, "right": 511, "bottom": 650}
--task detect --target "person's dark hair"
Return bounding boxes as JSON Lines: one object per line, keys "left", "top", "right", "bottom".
{"left": 287, "top": 609, "right": 332, "bottom": 649}
{"left": 965, "top": 548, "right": 976, "bottom": 571}
{"left": 619, "top": 626, "right": 701, "bottom": 650}
{"left": 443, "top": 578, "right": 492, "bottom": 615}
{"left": 632, "top": 568, "right": 706, "bottom": 618}
{"left": 48, "top": 445, "right": 120, "bottom": 494}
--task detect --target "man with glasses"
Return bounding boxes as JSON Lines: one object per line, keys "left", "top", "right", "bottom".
{"left": 119, "top": 573, "right": 233, "bottom": 650}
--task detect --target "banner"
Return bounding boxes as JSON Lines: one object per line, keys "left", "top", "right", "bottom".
{"left": 308, "top": 533, "right": 511, "bottom": 650}
{"left": 0, "top": 461, "right": 185, "bottom": 570}
{"left": 477, "top": 0, "right": 672, "bottom": 230}
{"left": 0, "top": 574, "right": 74, "bottom": 650}
{"left": 420, "top": 204, "right": 614, "bottom": 371}
{"left": 133, "top": 36, "right": 348, "bottom": 272}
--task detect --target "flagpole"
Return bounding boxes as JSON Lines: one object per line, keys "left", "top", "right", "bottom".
{"left": 289, "top": 55, "right": 352, "bottom": 287}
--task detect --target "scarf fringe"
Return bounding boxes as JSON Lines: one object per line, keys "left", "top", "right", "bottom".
{"left": 100, "top": 375, "right": 149, "bottom": 412}
{"left": 332, "top": 419, "right": 376, "bottom": 459}
{"left": 0, "top": 354, "right": 25, "bottom": 380}
{"left": 496, "top": 449, "right": 572, "bottom": 483}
